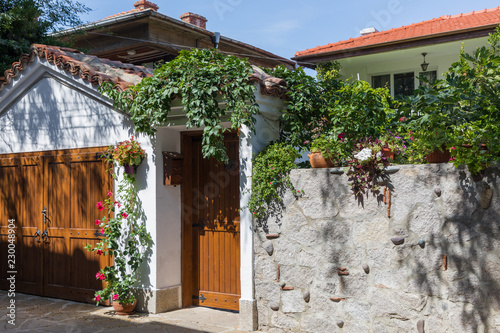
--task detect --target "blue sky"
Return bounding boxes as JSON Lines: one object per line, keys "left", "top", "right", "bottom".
{"left": 80, "top": 0, "right": 500, "bottom": 60}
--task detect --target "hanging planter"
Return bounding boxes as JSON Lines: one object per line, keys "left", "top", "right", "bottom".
{"left": 106, "top": 136, "right": 146, "bottom": 174}
{"left": 123, "top": 164, "right": 136, "bottom": 175}
{"left": 308, "top": 151, "right": 335, "bottom": 168}
{"left": 426, "top": 147, "right": 451, "bottom": 164}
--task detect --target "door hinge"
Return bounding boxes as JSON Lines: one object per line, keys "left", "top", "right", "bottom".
{"left": 192, "top": 294, "right": 207, "bottom": 303}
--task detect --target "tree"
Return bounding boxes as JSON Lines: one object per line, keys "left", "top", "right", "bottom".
{"left": 0, "top": 0, "right": 90, "bottom": 75}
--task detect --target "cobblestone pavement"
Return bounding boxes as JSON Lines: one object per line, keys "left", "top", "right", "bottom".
{"left": 0, "top": 291, "right": 258, "bottom": 333}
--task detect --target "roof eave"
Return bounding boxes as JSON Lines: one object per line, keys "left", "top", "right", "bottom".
{"left": 293, "top": 24, "right": 498, "bottom": 67}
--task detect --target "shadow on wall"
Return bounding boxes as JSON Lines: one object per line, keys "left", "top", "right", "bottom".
{"left": 0, "top": 76, "right": 133, "bottom": 153}
{"left": 405, "top": 166, "right": 500, "bottom": 332}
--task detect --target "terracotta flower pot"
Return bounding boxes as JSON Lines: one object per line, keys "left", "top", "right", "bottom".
{"left": 123, "top": 164, "right": 136, "bottom": 174}
{"left": 426, "top": 147, "right": 451, "bottom": 164}
{"left": 381, "top": 147, "right": 394, "bottom": 160}
{"left": 308, "top": 152, "right": 335, "bottom": 168}
{"left": 112, "top": 300, "right": 137, "bottom": 315}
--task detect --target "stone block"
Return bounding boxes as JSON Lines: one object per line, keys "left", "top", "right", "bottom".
{"left": 281, "top": 289, "right": 306, "bottom": 313}
{"left": 270, "top": 312, "right": 300, "bottom": 329}
{"left": 300, "top": 313, "right": 339, "bottom": 333}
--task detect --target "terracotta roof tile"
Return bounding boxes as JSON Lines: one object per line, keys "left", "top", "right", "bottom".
{"left": 0, "top": 45, "right": 288, "bottom": 99}
{"left": 0, "top": 44, "right": 153, "bottom": 92}
{"left": 295, "top": 7, "right": 500, "bottom": 58}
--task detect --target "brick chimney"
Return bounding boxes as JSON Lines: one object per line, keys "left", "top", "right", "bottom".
{"left": 179, "top": 12, "right": 207, "bottom": 29}
{"left": 133, "top": 0, "right": 159, "bottom": 11}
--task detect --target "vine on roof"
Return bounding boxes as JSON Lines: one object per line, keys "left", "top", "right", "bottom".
{"left": 100, "top": 48, "right": 259, "bottom": 163}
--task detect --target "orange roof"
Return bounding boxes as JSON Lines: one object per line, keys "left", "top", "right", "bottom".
{"left": 1, "top": 44, "right": 153, "bottom": 92}
{"left": 295, "top": 7, "right": 500, "bottom": 58}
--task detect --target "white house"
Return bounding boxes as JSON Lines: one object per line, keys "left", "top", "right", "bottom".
{"left": 0, "top": 44, "right": 287, "bottom": 331}
{"left": 293, "top": 7, "right": 500, "bottom": 97}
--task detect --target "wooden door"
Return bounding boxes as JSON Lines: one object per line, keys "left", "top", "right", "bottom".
{"left": 0, "top": 148, "right": 112, "bottom": 303}
{"left": 182, "top": 132, "right": 241, "bottom": 311}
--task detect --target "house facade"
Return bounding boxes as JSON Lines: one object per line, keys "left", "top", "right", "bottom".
{"left": 55, "top": 0, "right": 295, "bottom": 70}
{"left": 0, "top": 44, "right": 287, "bottom": 331}
{"left": 293, "top": 7, "right": 500, "bottom": 98}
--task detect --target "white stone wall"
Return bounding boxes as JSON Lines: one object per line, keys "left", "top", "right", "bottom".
{"left": 254, "top": 163, "right": 500, "bottom": 332}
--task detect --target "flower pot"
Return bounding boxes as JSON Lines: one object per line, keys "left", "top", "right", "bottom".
{"left": 308, "top": 152, "right": 335, "bottom": 168}
{"left": 426, "top": 147, "right": 451, "bottom": 164}
{"left": 123, "top": 164, "right": 136, "bottom": 174}
{"left": 112, "top": 300, "right": 137, "bottom": 315}
{"left": 381, "top": 147, "right": 394, "bottom": 160}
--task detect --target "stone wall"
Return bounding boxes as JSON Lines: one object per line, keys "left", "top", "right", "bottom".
{"left": 253, "top": 164, "right": 500, "bottom": 332}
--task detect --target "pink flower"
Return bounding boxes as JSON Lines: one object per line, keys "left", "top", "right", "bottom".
{"left": 107, "top": 190, "right": 113, "bottom": 197}
{"left": 114, "top": 201, "right": 121, "bottom": 208}
{"left": 99, "top": 273, "right": 105, "bottom": 280}
{"left": 101, "top": 228, "right": 105, "bottom": 234}
{"left": 94, "top": 295, "right": 102, "bottom": 302}
{"left": 337, "top": 132, "right": 346, "bottom": 139}
{"left": 96, "top": 250, "right": 103, "bottom": 255}
{"left": 94, "top": 219, "right": 101, "bottom": 225}
{"left": 450, "top": 147, "right": 455, "bottom": 150}
{"left": 96, "top": 272, "right": 102, "bottom": 279}
{"left": 112, "top": 294, "right": 119, "bottom": 301}
{"left": 96, "top": 202, "right": 104, "bottom": 211}
{"left": 121, "top": 213, "right": 128, "bottom": 219}
{"left": 400, "top": 117, "right": 407, "bottom": 122}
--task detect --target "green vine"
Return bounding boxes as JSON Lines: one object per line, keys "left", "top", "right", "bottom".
{"left": 247, "top": 142, "right": 301, "bottom": 223}
{"left": 100, "top": 49, "right": 259, "bottom": 163}
{"left": 85, "top": 159, "right": 151, "bottom": 305}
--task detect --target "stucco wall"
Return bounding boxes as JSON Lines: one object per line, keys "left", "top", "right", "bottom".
{"left": 254, "top": 164, "right": 500, "bottom": 332}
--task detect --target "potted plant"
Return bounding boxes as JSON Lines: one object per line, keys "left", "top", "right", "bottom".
{"left": 86, "top": 177, "right": 151, "bottom": 315}
{"left": 107, "top": 136, "right": 146, "bottom": 174}
{"left": 346, "top": 138, "right": 391, "bottom": 198}
{"left": 309, "top": 133, "right": 350, "bottom": 168}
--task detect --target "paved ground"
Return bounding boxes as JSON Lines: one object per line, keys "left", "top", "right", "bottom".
{"left": 0, "top": 291, "right": 260, "bottom": 333}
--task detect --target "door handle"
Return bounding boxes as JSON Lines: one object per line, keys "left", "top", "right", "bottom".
{"left": 34, "top": 230, "right": 41, "bottom": 243}
{"left": 42, "top": 230, "right": 50, "bottom": 244}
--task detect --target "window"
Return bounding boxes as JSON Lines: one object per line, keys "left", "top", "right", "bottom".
{"left": 418, "top": 70, "right": 437, "bottom": 86}
{"left": 394, "top": 72, "right": 414, "bottom": 97}
{"left": 371, "top": 74, "right": 391, "bottom": 92}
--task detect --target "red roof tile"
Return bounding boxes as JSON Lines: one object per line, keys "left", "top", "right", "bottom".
{"left": 295, "top": 7, "right": 500, "bottom": 58}
{"left": 0, "top": 45, "right": 288, "bottom": 99}
{"left": 0, "top": 44, "right": 153, "bottom": 92}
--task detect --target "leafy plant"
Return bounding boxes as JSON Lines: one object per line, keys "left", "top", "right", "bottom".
{"left": 106, "top": 136, "right": 146, "bottom": 166}
{"left": 346, "top": 138, "right": 391, "bottom": 198}
{"left": 397, "top": 27, "right": 500, "bottom": 173}
{"left": 0, "top": 0, "right": 90, "bottom": 73}
{"left": 86, "top": 144, "right": 151, "bottom": 306}
{"left": 247, "top": 142, "right": 301, "bottom": 221}
{"left": 310, "top": 133, "right": 351, "bottom": 166}
{"left": 100, "top": 49, "right": 259, "bottom": 163}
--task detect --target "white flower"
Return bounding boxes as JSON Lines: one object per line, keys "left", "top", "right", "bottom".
{"left": 353, "top": 148, "right": 373, "bottom": 161}
{"left": 376, "top": 151, "right": 382, "bottom": 158}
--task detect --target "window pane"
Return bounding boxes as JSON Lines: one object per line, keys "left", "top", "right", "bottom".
{"left": 419, "top": 70, "right": 437, "bottom": 86}
{"left": 371, "top": 74, "right": 390, "bottom": 91}
{"left": 394, "top": 72, "right": 414, "bottom": 97}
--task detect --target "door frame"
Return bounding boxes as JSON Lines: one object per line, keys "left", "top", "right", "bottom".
{"left": 180, "top": 131, "right": 241, "bottom": 309}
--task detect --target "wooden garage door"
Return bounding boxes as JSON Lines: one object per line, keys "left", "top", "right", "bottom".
{"left": 182, "top": 132, "right": 241, "bottom": 311}
{"left": 0, "top": 148, "right": 112, "bottom": 303}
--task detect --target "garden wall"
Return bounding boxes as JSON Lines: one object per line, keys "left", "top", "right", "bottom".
{"left": 253, "top": 163, "right": 500, "bottom": 332}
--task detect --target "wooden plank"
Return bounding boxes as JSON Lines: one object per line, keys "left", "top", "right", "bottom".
{"left": 196, "top": 290, "right": 239, "bottom": 311}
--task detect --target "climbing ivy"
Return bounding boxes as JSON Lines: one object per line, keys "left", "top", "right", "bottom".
{"left": 100, "top": 49, "right": 259, "bottom": 163}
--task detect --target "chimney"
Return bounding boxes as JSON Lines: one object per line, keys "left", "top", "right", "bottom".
{"left": 360, "top": 27, "right": 379, "bottom": 36}
{"left": 133, "top": 0, "right": 159, "bottom": 11}
{"left": 180, "top": 12, "right": 207, "bottom": 29}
